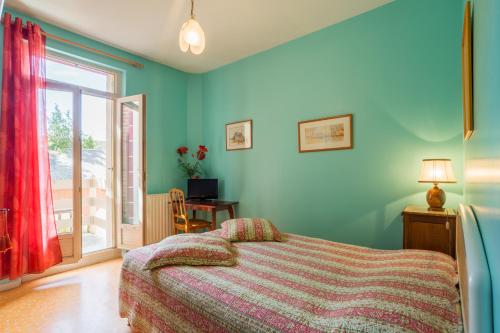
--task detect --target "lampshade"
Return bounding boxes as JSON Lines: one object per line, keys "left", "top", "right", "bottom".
{"left": 418, "top": 159, "right": 457, "bottom": 183}
{"left": 179, "top": 18, "right": 205, "bottom": 55}
{"left": 179, "top": 0, "right": 205, "bottom": 55}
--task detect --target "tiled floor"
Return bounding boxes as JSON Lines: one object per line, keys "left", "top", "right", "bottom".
{"left": 0, "top": 259, "right": 130, "bottom": 333}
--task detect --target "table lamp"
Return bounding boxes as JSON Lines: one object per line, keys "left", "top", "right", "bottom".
{"left": 418, "top": 159, "right": 456, "bottom": 211}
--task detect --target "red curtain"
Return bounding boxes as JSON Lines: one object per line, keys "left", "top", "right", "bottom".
{"left": 0, "top": 13, "right": 62, "bottom": 280}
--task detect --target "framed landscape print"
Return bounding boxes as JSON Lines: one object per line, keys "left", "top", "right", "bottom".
{"left": 298, "top": 114, "right": 353, "bottom": 153}
{"left": 462, "top": 1, "right": 473, "bottom": 140}
{"left": 226, "top": 120, "right": 252, "bottom": 151}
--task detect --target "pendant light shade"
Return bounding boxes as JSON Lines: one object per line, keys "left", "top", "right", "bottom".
{"left": 179, "top": 0, "right": 205, "bottom": 55}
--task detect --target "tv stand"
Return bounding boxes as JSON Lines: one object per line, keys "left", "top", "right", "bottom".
{"left": 188, "top": 198, "right": 217, "bottom": 202}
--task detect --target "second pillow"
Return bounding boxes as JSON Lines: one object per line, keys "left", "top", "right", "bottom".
{"left": 221, "top": 218, "right": 281, "bottom": 242}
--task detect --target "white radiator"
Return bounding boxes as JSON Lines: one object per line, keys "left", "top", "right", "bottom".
{"left": 145, "top": 193, "right": 172, "bottom": 244}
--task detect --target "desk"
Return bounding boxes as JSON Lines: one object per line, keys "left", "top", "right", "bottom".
{"left": 185, "top": 200, "right": 238, "bottom": 230}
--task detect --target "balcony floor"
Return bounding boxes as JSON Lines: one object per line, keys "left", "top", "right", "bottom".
{"left": 83, "top": 232, "right": 108, "bottom": 254}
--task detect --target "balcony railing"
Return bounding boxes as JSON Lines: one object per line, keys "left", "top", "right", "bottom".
{"left": 52, "top": 176, "right": 111, "bottom": 253}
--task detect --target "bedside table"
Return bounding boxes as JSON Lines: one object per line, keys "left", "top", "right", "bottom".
{"left": 402, "top": 206, "right": 456, "bottom": 258}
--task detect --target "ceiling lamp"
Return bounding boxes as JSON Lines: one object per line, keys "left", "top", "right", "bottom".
{"left": 179, "top": 0, "right": 205, "bottom": 55}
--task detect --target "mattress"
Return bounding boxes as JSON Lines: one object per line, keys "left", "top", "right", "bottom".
{"left": 119, "top": 233, "right": 462, "bottom": 333}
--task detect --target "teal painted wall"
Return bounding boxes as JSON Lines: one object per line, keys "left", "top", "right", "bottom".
{"left": 0, "top": 4, "right": 469, "bottom": 251}
{"left": 195, "top": 0, "right": 464, "bottom": 249}
{"left": 464, "top": 0, "right": 500, "bottom": 329}
{"left": 187, "top": 75, "right": 204, "bottom": 149}
{"left": 0, "top": 9, "right": 189, "bottom": 194}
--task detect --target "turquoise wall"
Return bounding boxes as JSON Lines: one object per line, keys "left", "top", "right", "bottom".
{"left": 464, "top": 0, "right": 500, "bottom": 329}
{"left": 1, "top": 3, "right": 469, "bottom": 250}
{"left": 193, "top": 0, "right": 464, "bottom": 249}
{"left": 3, "top": 0, "right": 499, "bottom": 324}
{"left": 0, "top": 9, "right": 189, "bottom": 194}
{"left": 187, "top": 75, "right": 204, "bottom": 149}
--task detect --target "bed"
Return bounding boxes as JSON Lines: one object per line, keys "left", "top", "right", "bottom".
{"left": 119, "top": 204, "right": 491, "bottom": 333}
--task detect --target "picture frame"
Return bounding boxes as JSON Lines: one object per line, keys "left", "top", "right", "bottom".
{"left": 462, "top": 1, "right": 473, "bottom": 140}
{"left": 298, "top": 114, "right": 353, "bottom": 153}
{"left": 226, "top": 120, "right": 253, "bottom": 151}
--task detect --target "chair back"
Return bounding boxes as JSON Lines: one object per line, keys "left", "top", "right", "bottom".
{"left": 168, "top": 188, "right": 188, "bottom": 223}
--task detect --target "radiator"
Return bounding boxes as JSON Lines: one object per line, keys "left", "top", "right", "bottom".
{"left": 145, "top": 193, "right": 172, "bottom": 244}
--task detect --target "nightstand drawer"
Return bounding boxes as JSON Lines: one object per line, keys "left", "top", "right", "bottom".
{"left": 402, "top": 206, "right": 456, "bottom": 258}
{"left": 406, "top": 219, "right": 450, "bottom": 254}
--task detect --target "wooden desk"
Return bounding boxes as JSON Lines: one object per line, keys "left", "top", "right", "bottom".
{"left": 185, "top": 200, "right": 238, "bottom": 230}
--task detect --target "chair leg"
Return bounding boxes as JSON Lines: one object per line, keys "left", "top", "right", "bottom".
{"left": 210, "top": 208, "right": 216, "bottom": 231}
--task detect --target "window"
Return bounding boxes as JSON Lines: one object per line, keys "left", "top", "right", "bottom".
{"left": 46, "top": 57, "right": 116, "bottom": 93}
{"left": 46, "top": 53, "right": 120, "bottom": 255}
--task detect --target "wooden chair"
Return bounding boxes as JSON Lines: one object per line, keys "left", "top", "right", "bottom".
{"left": 168, "top": 188, "right": 213, "bottom": 234}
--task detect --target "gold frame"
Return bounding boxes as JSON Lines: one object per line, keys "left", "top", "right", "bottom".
{"left": 462, "top": 1, "right": 473, "bottom": 140}
{"left": 298, "top": 114, "right": 353, "bottom": 153}
{"left": 225, "top": 119, "right": 253, "bottom": 151}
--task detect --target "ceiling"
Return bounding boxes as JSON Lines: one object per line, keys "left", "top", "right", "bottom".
{"left": 5, "top": 0, "right": 392, "bottom": 73}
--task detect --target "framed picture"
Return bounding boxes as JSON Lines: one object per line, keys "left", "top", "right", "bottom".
{"left": 226, "top": 120, "right": 252, "bottom": 151}
{"left": 298, "top": 114, "right": 353, "bottom": 153}
{"left": 462, "top": 1, "right": 473, "bottom": 140}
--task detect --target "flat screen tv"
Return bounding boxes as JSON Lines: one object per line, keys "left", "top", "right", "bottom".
{"left": 187, "top": 179, "right": 218, "bottom": 200}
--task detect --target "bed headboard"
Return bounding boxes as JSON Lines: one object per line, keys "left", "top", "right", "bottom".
{"left": 456, "top": 203, "right": 493, "bottom": 333}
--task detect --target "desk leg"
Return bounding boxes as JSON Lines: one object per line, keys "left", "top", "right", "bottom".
{"left": 210, "top": 208, "right": 216, "bottom": 231}
{"left": 228, "top": 205, "right": 235, "bottom": 219}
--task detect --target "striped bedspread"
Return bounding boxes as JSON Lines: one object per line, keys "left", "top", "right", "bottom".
{"left": 119, "top": 233, "right": 462, "bottom": 333}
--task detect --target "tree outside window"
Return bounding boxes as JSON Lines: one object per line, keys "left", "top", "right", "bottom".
{"left": 48, "top": 104, "right": 97, "bottom": 152}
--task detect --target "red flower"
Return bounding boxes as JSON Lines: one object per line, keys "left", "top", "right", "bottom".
{"left": 197, "top": 151, "right": 206, "bottom": 160}
{"left": 195, "top": 145, "right": 208, "bottom": 160}
{"left": 176, "top": 146, "right": 188, "bottom": 155}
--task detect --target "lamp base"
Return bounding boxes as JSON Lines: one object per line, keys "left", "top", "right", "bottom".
{"left": 427, "top": 207, "right": 445, "bottom": 212}
{"left": 426, "top": 184, "right": 446, "bottom": 211}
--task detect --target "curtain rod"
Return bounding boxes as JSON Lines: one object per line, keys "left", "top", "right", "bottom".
{"left": 2, "top": 13, "right": 144, "bottom": 69}
{"left": 43, "top": 31, "right": 144, "bottom": 68}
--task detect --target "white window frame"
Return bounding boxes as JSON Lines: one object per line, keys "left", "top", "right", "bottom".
{"left": 45, "top": 51, "right": 122, "bottom": 261}
{"left": 46, "top": 50, "right": 121, "bottom": 99}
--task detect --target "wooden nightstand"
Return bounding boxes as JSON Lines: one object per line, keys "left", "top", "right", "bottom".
{"left": 402, "top": 206, "right": 456, "bottom": 258}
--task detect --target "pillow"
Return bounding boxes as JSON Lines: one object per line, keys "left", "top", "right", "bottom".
{"left": 221, "top": 218, "right": 281, "bottom": 242}
{"left": 143, "top": 233, "right": 236, "bottom": 270}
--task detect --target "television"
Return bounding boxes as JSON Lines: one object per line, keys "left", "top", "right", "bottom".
{"left": 187, "top": 179, "right": 218, "bottom": 200}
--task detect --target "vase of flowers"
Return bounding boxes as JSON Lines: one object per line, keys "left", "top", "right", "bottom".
{"left": 176, "top": 145, "right": 208, "bottom": 179}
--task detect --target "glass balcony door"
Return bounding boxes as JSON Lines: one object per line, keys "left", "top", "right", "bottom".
{"left": 116, "top": 95, "right": 146, "bottom": 250}
{"left": 45, "top": 52, "right": 119, "bottom": 260}
{"left": 81, "top": 94, "right": 114, "bottom": 254}
{"left": 45, "top": 53, "right": 147, "bottom": 261}
{"left": 47, "top": 84, "right": 117, "bottom": 259}
{"left": 46, "top": 86, "right": 82, "bottom": 263}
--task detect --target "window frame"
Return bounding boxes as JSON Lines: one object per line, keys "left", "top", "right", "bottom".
{"left": 46, "top": 50, "right": 122, "bottom": 99}
{"left": 44, "top": 51, "right": 122, "bottom": 259}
